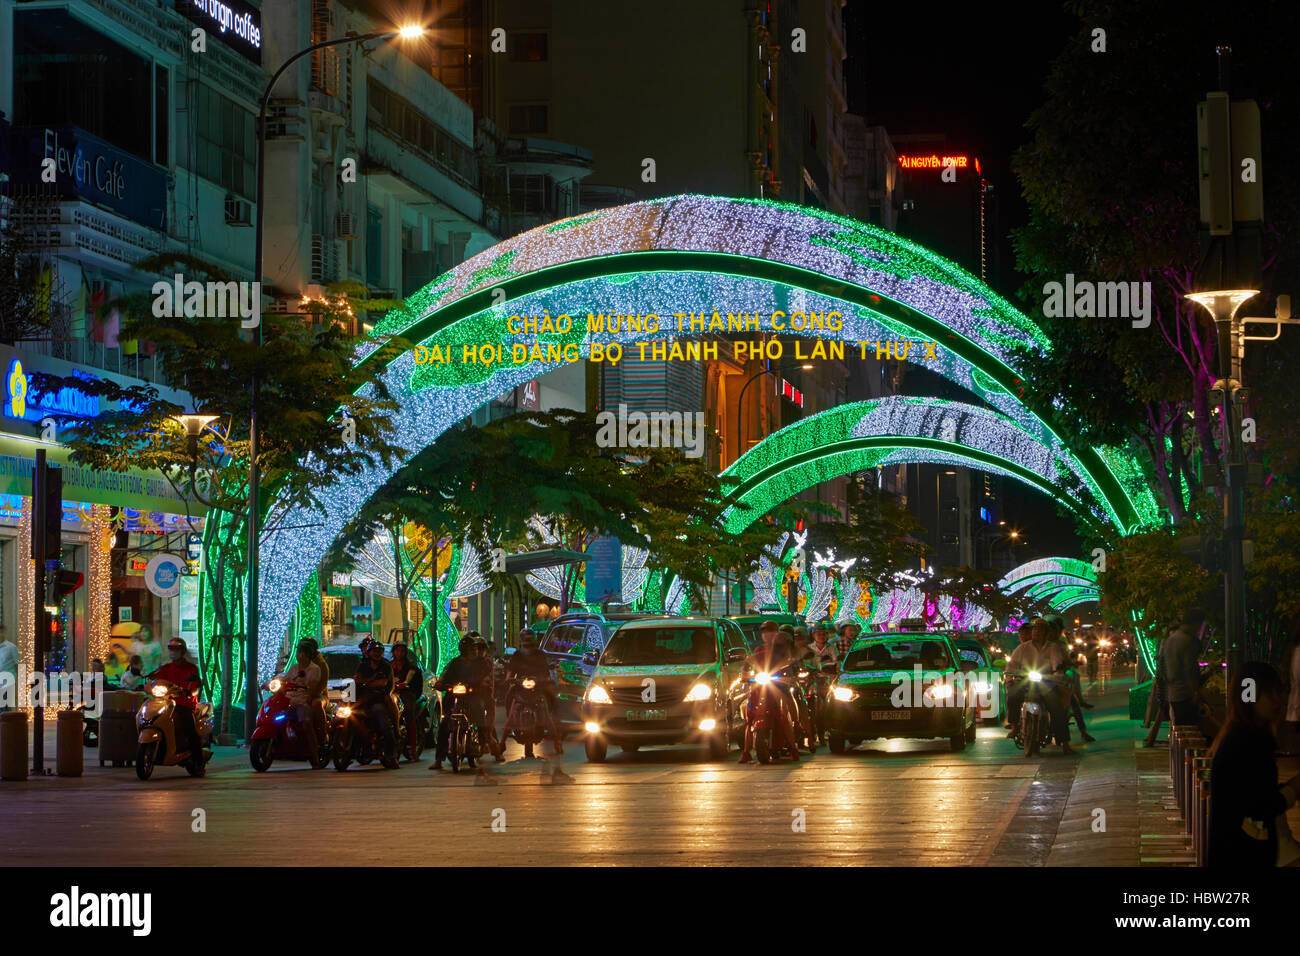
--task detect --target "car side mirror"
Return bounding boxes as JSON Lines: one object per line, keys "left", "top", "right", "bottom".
{"left": 583, "top": 652, "right": 597, "bottom": 666}
{"left": 726, "top": 647, "right": 746, "bottom": 662}
{"left": 991, "top": 658, "right": 1007, "bottom": 670}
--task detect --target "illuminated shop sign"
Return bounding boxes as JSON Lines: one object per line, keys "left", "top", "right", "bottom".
{"left": 4, "top": 359, "right": 101, "bottom": 423}
{"left": 11, "top": 127, "right": 167, "bottom": 229}
{"left": 174, "top": 0, "right": 262, "bottom": 64}
{"left": 898, "top": 155, "right": 972, "bottom": 170}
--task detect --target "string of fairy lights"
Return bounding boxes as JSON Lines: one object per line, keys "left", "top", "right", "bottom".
{"left": 212, "top": 195, "right": 1159, "bottom": 687}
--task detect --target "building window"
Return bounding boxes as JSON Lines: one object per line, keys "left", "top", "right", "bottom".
{"left": 368, "top": 79, "right": 478, "bottom": 186}
{"left": 195, "top": 85, "right": 255, "bottom": 200}
{"left": 508, "top": 104, "right": 548, "bottom": 135}
{"left": 510, "top": 33, "right": 548, "bottom": 62}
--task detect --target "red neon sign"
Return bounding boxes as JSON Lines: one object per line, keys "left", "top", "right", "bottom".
{"left": 898, "top": 154, "right": 971, "bottom": 170}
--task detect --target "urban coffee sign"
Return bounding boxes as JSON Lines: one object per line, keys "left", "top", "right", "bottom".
{"left": 175, "top": 0, "right": 263, "bottom": 64}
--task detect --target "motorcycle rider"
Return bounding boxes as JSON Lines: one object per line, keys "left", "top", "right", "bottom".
{"left": 1005, "top": 618, "right": 1073, "bottom": 755}
{"left": 470, "top": 634, "right": 503, "bottom": 757}
{"left": 1046, "top": 615, "right": 1096, "bottom": 743}
{"left": 390, "top": 642, "right": 425, "bottom": 755}
{"left": 274, "top": 644, "right": 320, "bottom": 756}
{"left": 297, "top": 638, "right": 329, "bottom": 746}
{"left": 430, "top": 635, "right": 500, "bottom": 769}
{"left": 149, "top": 637, "right": 204, "bottom": 765}
{"left": 352, "top": 637, "right": 398, "bottom": 762}
{"left": 501, "top": 629, "right": 564, "bottom": 755}
{"left": 738, "top": 620, "right": 801, "bottom": 763}
{"left": 810, "top": 623, "right": 838, "bottom": 667}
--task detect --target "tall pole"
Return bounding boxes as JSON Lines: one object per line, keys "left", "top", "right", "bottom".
{"left": 32, "top": 449, "right": 46, "bottom": 773}
{"left": 245, "top": 31, "right": 402, "bottom": 740}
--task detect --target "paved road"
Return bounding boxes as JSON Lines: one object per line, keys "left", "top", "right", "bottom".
{"left": 0, "top": 669, "right": 1157, "bottom": 866}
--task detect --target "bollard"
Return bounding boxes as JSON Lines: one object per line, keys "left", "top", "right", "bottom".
{"left": 56, "top": 709, "right": 84, "bottom": 777}
{"left": 1170, "top": 725, "right": 1201, "bottom": 811}
{"left": 1185, "top": 752, "right": 1208, "bottom": 833}
{"left": 1196, "top": 771, "right": 1212, "bottom": 866}
{"left": 0, "top": 711, "right": 28, "bottom": 780}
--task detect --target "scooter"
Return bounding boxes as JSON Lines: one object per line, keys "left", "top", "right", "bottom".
{"left": 330, "top": 697, "right": 399, "bottom": 770}
{"left": 505, "top": 675, "right": 549, "bottom": 759}
{"left": 793, "top": 664, "right": 827, "bottom": 750}
{"left": 441, "top": 683, "right": 482, "bottom": 772}
{"left": 1010, "top": 670, "right": 1057, "bottom": 757}
{"left": 742, "top": 671, "right": 801, "bottom": 764}
{"left": 396, "top": 682, "right": 434, "bottom": 762}
{"left": 135, "top": 680, "right": 213, "bottom": 780}
{"left": 250, "top": 678, "right": 328, "bottom": 771}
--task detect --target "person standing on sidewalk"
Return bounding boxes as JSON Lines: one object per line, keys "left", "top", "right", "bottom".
{"left": 1160, "top": 608, "right": 1205, "bottom": 727}
{"left": 1144, "top": 624, "right": 1179, "bottom": 747}
{"left": 1207, "top": 661, "right": 1300, "bottom": 867}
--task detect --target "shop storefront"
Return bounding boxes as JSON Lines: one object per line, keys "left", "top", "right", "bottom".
{"left": 0, "top": 345, "right": 203, "bottom": 692}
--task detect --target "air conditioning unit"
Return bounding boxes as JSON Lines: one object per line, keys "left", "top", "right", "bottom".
{"left": 335, "top": 211, "right": 357, "bottom": 239}
{"left": 225, "top": 196, "right": 252, "bottom": 226}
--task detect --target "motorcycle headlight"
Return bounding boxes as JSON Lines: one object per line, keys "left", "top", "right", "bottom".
{"left": 797, "top": 670, "right": 810, "bottom": 679}
{"left": 832, "top": 686, "right": 857, "bottom": 702}
{"left": 1028, "top": 671, "right": 1043, "bottom": 682}
{"left": 268, "top": 678, "right": 282, "bottom": 693}
{"left": 521, "top": 678, "right": 536, "bottom": 690}
{"left": 151, "top": 684, "right": 168, "bottom": 698}
{"left": 451, "top": 684, "right": 468, "bottom": 694}
{"left": 336, "top": 705, "right": 353, "bottom": 718}
{"left": 754, "top": 672, "right": 772, "bottom": 685}
{"left": 586, "top": 684, "right": 612, "bottom": 704}
{"left": 683, "top": 683, "right": 711, "bottom": 702}
{"left": 971, "top": 681, "right": 993, "bottom": 694}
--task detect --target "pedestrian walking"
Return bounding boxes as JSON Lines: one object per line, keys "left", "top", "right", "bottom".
{"left": 1143, "top": 624, "right": 1178, "bottom": 747}
{"left": 1207, "top": 661, "right": 1300, "bottom": 867}
{"left": 1159, "top": 608, "right": 1205, "bottom": 728}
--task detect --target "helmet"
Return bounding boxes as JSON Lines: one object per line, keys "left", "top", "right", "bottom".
{"left": 458, "top": 636, "right": 476, "bottom": 655}
{"left": 359, "top": 636, "right": 380, "bottom": 654}
{"left": 472, "top": 635, "right": 488, "bottom": 649}
{"left": 391, "top": 641, "right": 408, "bottom": 655}
{"left": 167, "top": 637, "right": 186, "bottom": 650}
{"left": 296, "top": 638, "right": 318, "bottom": 654}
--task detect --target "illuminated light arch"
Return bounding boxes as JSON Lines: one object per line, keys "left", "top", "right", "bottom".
{"left": 718, "top": 397, "right": 1122, "bottom": 538}
{"left": 220, "top": 195, "right": 1162, "bottom": 686}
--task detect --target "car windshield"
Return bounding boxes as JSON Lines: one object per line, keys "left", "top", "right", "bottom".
{"left": 956, "top": 644, "right": 988, "bottom": 666}
{"left": 321, "top": 652, "right": 361, "bottom": 678}
{"left": 601, "top": 627, "right": 717, "bottom": 666}
{"left": 842, "top": 638, "right": 954, "bottom": 673}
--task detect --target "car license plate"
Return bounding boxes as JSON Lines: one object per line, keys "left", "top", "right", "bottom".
{"left": 627, "top": 709, "right": 666, "bottom": 721}
{"left": 870, "top": 709, "right": 911, "bottom": 721}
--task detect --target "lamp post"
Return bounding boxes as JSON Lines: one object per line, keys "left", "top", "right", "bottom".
{"left": 245, "top": 25, "right": 424, "bottom": 741}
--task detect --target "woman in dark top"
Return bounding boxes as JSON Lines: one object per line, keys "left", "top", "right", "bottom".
{"left": 1207, "top": 661, "right": 1300, "bottom": 867}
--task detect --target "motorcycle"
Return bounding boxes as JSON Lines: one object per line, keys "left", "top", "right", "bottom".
{"left": 742, "top": 671, "right": 801, "bottom": 764}
{"left": 794, "top": 663, "right": 831, "bottom": 749}
{"left": 396, "top": 681, "right": 436, "bottom": 762}
{"left": 250, "top": 678, "right": 328, "bottom": 771}
{"left": 330, "top": 697, "right": 399, "bottom": 771}
{"left": 1009, "top": 670, "right": 1057, "bottom": 757}
{"left": 441, "top": 682, "right": 482, "bottom": 772}
{"left": 505, "top": 675, "right": 549, "bottom": 759}
{"left": 135, "top": 679, "right": 213, "bottom": 780}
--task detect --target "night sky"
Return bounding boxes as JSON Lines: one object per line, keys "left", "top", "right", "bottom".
{"left": 845, "top": 1, "right": 1087, "bottom": 563}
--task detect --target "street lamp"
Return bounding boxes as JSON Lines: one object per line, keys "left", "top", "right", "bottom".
{"left": 733, "top": 362, "right": 813, "bottom": 463}
{"left": 245, "top": 24, "right": 426, "bottom": 742}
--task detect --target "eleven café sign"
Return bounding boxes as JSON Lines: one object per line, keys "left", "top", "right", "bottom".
{"left": 175, "top": 0, "right": 263, "bottom": 63}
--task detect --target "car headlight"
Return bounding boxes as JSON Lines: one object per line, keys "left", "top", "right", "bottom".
{"left": 754, "top": 672, "right": 772, "bottom": 685}
{"left": 831, "top": 686, "right": 857, "bottom": 702}
{"left": 336, "top": 705, "right": 352, "bottom": 718}
{"left": 683, "top": 683, "right": 711, "bottom": 702}
{"left": 1028, "top": 671, "right": 1043, "bottom": 682}
{"left": 151, "top": 685, "right": 168, "bottom": 698}
{"left": 268, "top": 678, "right": 282, "bottom": 693}
{"left": 925, "top": 683, "right": 955, "bottom": 700}
{"left": 521, "top": 678, "right": 536, "bottom": 690}
{"left": 586, "top": 684, "right": 612, "bottom": 704}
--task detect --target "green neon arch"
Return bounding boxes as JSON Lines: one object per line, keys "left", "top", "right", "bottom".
{"left": 219, "top": 195, "right": 1162, "bottom": 689}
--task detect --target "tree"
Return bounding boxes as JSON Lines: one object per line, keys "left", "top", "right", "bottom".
{"left": 805, "top": 481, "right": 928, "bottom": 597}
{"left": 1010, "top": 0, "right": 1300, "bottom": 525}
{"left": 0, "top": 216, "right": 49, "bottom": 344}
{"left": 34, "top": 253, "right": 409, "bottom": 713}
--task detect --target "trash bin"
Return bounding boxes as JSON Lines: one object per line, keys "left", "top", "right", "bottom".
{"left": 57, "top": 709, "right": 83, "bottom": 777}
{"left": 98, "top": 691, "right": 142, "bottom": 767}
{"left": 1, "top": 711, "right": 28, "bottom": 781}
